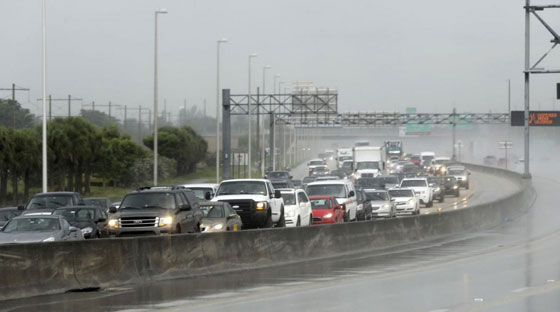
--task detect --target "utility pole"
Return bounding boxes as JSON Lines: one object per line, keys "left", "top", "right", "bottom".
{"left": 507, "top": 79, "right": 511, "bottom": 114}
{"left": 451, "top": 107, "right": 457, "bottom": 161}
{"left": 38, "top": 95, "right": 82, "bottom": 119}
{"left": 49, "top": 95, "right": 52, "bottom": 120}
{"left": 0, "top": 84, "right": 30, "bottom": 128}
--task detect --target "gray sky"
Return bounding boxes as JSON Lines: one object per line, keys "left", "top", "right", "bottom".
{"left": 1, "top": 0, "right": 559, "bottom": 119}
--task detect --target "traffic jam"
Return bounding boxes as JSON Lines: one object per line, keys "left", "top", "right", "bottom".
{"left": 0, "top": 140, "right": 471, "bottom": 243}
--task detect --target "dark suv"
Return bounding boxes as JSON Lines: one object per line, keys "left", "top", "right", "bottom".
{"left": 107, "top": 186, "right": 202, "bottom": 236}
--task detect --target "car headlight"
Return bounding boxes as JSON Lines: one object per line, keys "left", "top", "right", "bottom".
{"left": 408, "top": 199, "right": 414, "bottom": 204}
{"left": 434, "top": 187, "right": 441, "bottom": 192}
{"left": 453, "top": 185, "right": 459, "bottom": 189}
{"left": 213, "top": 224, "right": 223, "bottom": 230}
{"left": 158, "top": 216, "right": 173, "bottom": 227}
{"left": 323, "top": 213, "right": 333, "bottom": 218}
{"left": 382, "top": 204, "right": 391, "bottom": 209}
{"left": 42, "top": 237, "right": 55, "bottom": 242}
{"left": 285, "top": 210, "right": 296, "bottom": 217}
{"left": 108, "top": 219, "right": 119, "bottom": 229}
{"left": 357, "top": 205, "right": 363, "bottom": 210}
{"left": 461, "top": 176, "right": 467, "bottom": 180}
{"left": 256, "top": 202, "right": 267, "bottom": 210}
{"left": 81, "top": 227, "right": 93, "bottom": 235}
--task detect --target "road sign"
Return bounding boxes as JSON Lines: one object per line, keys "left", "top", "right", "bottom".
{"left": 511, "top": 111, "right": 560, "bottom": 126}
{"left": 499, "top": 141, "right": 513, "bottom": 149}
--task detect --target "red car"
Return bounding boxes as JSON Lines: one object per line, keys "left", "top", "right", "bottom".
{"left": 310, "top": 196, "right": 344, "bottom": 224}
{"left": 409, "top": 155, "right": 421, "bottom": 166}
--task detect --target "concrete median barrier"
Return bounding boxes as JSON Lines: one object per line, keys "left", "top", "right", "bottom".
{"left": 0, "top": 165, "right": 534, "bottom": 301}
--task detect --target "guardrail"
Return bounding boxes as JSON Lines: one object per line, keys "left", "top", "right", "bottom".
{"left": 0, "top": 164, "right": 534, "bottom": 301}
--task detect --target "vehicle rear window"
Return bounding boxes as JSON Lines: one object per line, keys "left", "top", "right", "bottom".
{"left": 188, "top": 188, "right": 212, "bottom": 200}
{"left": 26, "top": 195, "right": 72, "bottom": 210}
{"left": 401, "top": 180, "right": 427, "bottom": 187}
{"left": 311, "top": 199, "right": 332, "bottom": 209}
{"left": 306, "top": 185, "right": 347, "bottom": 198}
{"left": 388, "top": 190, "right": 414, "bottom": 197}
{"left": 3, "top": 218, "right": 60, "bottom": 232}
{"left": 280, "top": 193, "right": 296, "bottom": 205}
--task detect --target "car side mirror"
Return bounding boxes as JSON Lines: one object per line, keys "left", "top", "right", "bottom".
{"left": 264, "top": 175, "right": 268, "bottom": 179}
{"left": 348, "top": 191, "right": 355, "bottom": 197}
{"left": 275, "top": 190, "right": 282, "bottom": 199}
{"left": 109, "top": 206, "right": 117, "bottom": 213}
{"left": 180, "top": 204, "right": 192, "bottom": 211}
{"left": 69, "top": 226, "right": 80, "bottom": 233}
{"left": 204, "top": 192, "right": 212, "bottom": 200}
{"left": 289, "top": 176, "right": 293, "bottom": 179}
{"left": 227, "top": 214, "right": 237, "bottom": 220}
{"left": 97, "top": 217, "right": 107, "bottom": 223}
{"left": 17, "top": 205, "right": 24, "bottom": 211}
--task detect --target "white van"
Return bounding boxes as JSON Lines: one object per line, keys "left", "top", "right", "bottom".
{"left": 305, "top": 180, "right": 358, "bottom": 222}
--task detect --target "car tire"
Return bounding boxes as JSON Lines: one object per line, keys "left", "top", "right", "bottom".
{"left": 263, "top": 211, "right": 273, "bottom": 228}
{"left": 176, "top": 224, "right": 182, "bottom": 234}
{"left": 426, "top": 200, "right": 433, "bottom": 208}
{"left": 455, "top": 190, "right": 460, "bottom": 197}
{"left": 309, "top": 214, "right": 313, "bottom": 226}
{"left": 466, "top": 183, "right": 470, "bottom": 190}
{"left": 439, "top": 196, "right": 444, "bottom": 203}
{"left": 296, "top": 216, "right": 301, "bottom": 227}
{"left": 276, "top": 208, "right": 286, "bottom": 227}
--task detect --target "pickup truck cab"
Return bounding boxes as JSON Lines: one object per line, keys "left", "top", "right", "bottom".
{"left": 305, "top": 180, "right": 358, "bottom": 222}
{"left": 400, "top": 178, "right": 433, "bottom": 207}
{"left": 212, "top": 179, "right": 284, "bottom": 228}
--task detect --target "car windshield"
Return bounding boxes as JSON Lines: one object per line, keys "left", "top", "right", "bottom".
{"left": 120, "top": 193, "right": 176, "bottom": 209}
{"left": 280, "top": 193, "right": 296, "bottom": 205}
{"left": 403, "top": 165, "right": 420, "bottom": 173}
{"left": 366, "top": 191, "right": 389, "bottom": 201}
{"left": 268, "top": 172, "right": 289, "bottom": 179}
{"left": 444, "top": 177, "right": 457, "bottom": 183}
{"left": 306, "top": 185, "right": 347, "bottom": 198}
{"left": 0, "top": 209, "right": 20, "bottom": 222}
{"left": 422, "top": 155, "right": 435, "bottom": 162}
{"left": 26, "top": 195, "right": 72, "bottom": 210}
{"left": 292, "top": 180, "right": 302, "bottom": 186}
{"left": 3, "top": 218, "right": 60, "bottom": 232}
{"left": 309, "top": 161, "right": 324, "bottom": 166}
{"left": 189, "top": 188, "right": 213, "bottom": 200}
{"left": 53, "top": 208, "right": 96, "bottom": 222}
{"left": 338, "top": 156, "right": 352, "bottom": 162}
{"left": 389, "top": 190, "right": 414, "bottom": 197}
{"left": 216, "top": 181, "right": 267, "bottom": 196}
{"left": 427, "top": 177, "right": 442, "bottom": 184}
{"left": 356, "top": 162, "right": 379, "bottom": 170}
{"left": 272, "top": 182, "right": 291, "bottom": 189}
{"left": 342, "top": 162, "right": 353, "bottom": 168}
{"left": 401, "top": 180, "right": 427, "bottom": 187}
{"left": 311, "top": 199, "right": 332, "bottom": 209}
{"left": 84, "top": 199, "right": 106, "bottom": 208}
{"left": 206, "top": 206, "right": 224, "bottom": 218}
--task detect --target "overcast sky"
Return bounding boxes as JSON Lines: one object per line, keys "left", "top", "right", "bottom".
{"left": 1, "top": 0, "right": 559, "bottom": 119}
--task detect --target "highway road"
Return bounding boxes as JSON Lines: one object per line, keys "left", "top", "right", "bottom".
{"left": 0, "top": 161, "right": 531, "bottom": 312}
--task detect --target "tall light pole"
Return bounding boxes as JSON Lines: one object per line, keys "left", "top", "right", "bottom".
{"left": 247, "top": 53, "right": 258, "bottom": 178}
{"left": 273, "top": 74, "right": 280, "bottom": 94}
{"left": 216, "top": 38, "right": 228, "bottom": 183}
{"left": 507, "top": 79, "right": 511, "bottom": 114}
{"left": 41, "top": 0, "right": 47, "bottom": 193}
{"left": 261, "top": 65, "right": 271, "bottom": 176}
{"left": 153, "top": 9, "right": 167, "bottom": 186}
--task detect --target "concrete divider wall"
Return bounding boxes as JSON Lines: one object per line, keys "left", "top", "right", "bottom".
{"left": 0, "top": 165, "right": 534, "bottom": 301}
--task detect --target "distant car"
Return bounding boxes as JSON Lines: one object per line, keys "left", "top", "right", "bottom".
{"left": 271, "top": 180, "right": 294, "bottom": 189}
{"left": 280, "top": 189, "right": 312, "bottom": 227}
{"left": 198, "top": 201, "right": 243, "bottom": 232}
{"left": 291, "top": 179, "right": 303, "bottom": 189}
{"left": 329, "top": 169, "right": 347, "bottom": 179}
{"left": 355, "top": 188, "right": 372, "bottom": 221}
{"left": 307, "top": 159, "right": 327, "bottom": 174}
{"left": 400, "top": 178, "right": 433, "bottom": 207}
{"left": 446, "top": 166, "right": 470, "bottom": 189}
{"left": 265, "top": 171, "right": 292, "bottom": 181}
{"left": 356, "top": 177, "right": 384, "bottom": 190}
{"left": 310, "top": 166, "right": 329, "bottom": 176}
{"left": 0, "top": 215, "right": 83, "bottom": 244}
{"left": 409, "top": 155, "right": 421, "bottom": 166}
{"left": 340, "top": 160, "right": 354, "bottom": 175}
{"left": 310, "top": 196, "right": 344, "bottom": 224}
{"left": 432, "top": 157, "right": 451, "bottom": 175}
{"left": 52, "top": 206, "right": 109, "bottom": 239}
{"left": 365, "top": 190, "right": 396, "bottom": 218}
{"left": 0, "top": 207, "right": 23, "bottom": 230}
{"left": 388, "top": 188, "right": 420, "bottom": 215}
{"left": 179, "top": 183, "right": 219, "bottom": 200}
{"left": 21, "top": 192, "right": 85, "bottom": 215}
{"left": 483, "top": 155, "right": 498, "bottom": 167}
{"left": 84, "top": 197, "right": 112, "bottom": 212}
{"left": 442, "top": 176, "right": 460, "bottom": 197}
{"left": 402, "top": 164, "right": 423, "bottom": 177}
{"left": 427, "top": 176, "right": 445, "bottom": 203}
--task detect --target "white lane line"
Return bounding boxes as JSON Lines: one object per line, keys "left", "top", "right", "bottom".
{"left": 473, "top": 298, "right": 484, "bottom": 302}
{"left": 511, "top": 287, "right": 531, "bottom": 293}
{"left": 428, "top": 309, "right": 449, "bottom": 312}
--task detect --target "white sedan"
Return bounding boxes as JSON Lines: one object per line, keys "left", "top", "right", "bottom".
{"left": 388, "top": 188, "right": 420, "bottom": 215}
{"left": 279, "top": 189, "right": 313, "bottom": 227}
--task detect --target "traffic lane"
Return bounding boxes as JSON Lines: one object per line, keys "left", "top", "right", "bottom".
{"left": 422, "top": 169, "right": 520, "bottom": 215}
{"left": 291, "top": 158, "right": 337, "bottom": 181}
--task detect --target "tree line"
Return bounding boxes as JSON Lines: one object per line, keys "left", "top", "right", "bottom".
{"left": 0, "top": 115, "right": 208, "bottom": 206}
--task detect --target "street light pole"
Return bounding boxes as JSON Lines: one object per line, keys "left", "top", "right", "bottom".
{"left": 261, "top": 65, "right": 271, "bottom": 177}
{"left": 216, "top": 38, "right": 228, "bottom": 183}
{"left": 248, "top": 53, "right": 258, "bottom": 178}
{"left": 273, "top": 74, "right": 280, "bottom": 94}
{"left": 507, "top": 79, "right": 511, "bottom": 114}
{"left": 41, "top": 0, "right": 48, "bottom": 193}
{"left": 153, "top": 9, "right": 167, "bottom": 186}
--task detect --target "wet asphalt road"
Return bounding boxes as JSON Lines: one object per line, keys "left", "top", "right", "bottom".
{"left": 0, "top": 162, "right": 539, "bottom": 312}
